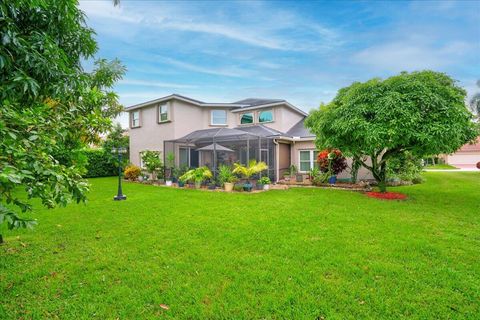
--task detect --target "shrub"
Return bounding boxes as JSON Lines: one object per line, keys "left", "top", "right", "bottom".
{"left": 258, "top": 176, "right": 271, "bottom": 185}
{"left": 387, "top": 151, "right": 424, "bottom": 184}
{"left": 124, "top": 165, "right": 141, "bottom": 181}
{"left": 317, "top": 149, "right": 347, "bottom": 175}
{"left": 84, "top": 149, "right": 117, "bottom": 178}
{"left": 232, "top": 160, "right": 268, "bottom": 180}
{"left": 141, "top": 151, "right": 163, "bottom": 180}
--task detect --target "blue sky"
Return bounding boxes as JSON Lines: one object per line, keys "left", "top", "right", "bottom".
{"left": 79, "top": 0, "right": 480, "bottom": 127}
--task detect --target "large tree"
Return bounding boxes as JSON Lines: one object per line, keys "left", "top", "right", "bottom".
{"left": 0, "top": 0, "right": 125, "bottom": 242}
{"left": 305, "top": 71, "right": 479, "bottom": 192}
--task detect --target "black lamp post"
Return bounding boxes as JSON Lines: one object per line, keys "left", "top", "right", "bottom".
{"left": 112, "top": 147, "right": 127, "bottom": 201}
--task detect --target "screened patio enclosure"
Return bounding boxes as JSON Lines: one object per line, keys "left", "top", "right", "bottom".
{"left": 164, "top": 127, "right": 277, "bottom": 181}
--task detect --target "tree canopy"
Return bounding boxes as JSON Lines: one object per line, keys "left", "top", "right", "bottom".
{"left": 305, "top": 71, "right": 479, "bottom": 191}
{"left": 0, "top": 0, "right": 125, "bottom": 242}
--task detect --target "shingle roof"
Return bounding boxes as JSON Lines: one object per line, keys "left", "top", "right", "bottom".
{"left": 233, "top": 98, "right": 285, "bottom": 107}
{"left": 286, "top": 119, "right": 315, "bottom": 138}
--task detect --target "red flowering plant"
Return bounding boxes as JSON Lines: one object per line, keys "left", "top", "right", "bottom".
{"left": 317, "top": 149, "right": 347, "bottom": 175}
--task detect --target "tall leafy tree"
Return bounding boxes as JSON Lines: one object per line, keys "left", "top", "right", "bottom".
{"left": 305, "top": 71, "right": 478, "bottom": 192}
{"left": 0, "top": 0, "right": 125, "bottom": 242}
{"left": 470, "top": 80, "right": 480, "bottom": 117}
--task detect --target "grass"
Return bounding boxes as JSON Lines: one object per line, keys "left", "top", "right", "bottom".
{"left": 1, "top": 172, "right": 479, "bottom": 319}
{"left": 424, "top": 163, "right": 460, "bottom": 170}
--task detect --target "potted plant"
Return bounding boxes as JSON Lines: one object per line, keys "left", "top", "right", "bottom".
{"left": 233, "top": 160, "right": 268, "bottom": 192}
{"left": 317, "top": 149, "right": 347, "bottom": 185}
{"left": 218, "top": 165, "right": 237, "bottom": 192}
{"left": 179, "top": 166, "right": 213, "bottom": 189}
{"left": 257, "top": 176, "right": 271, "bottom": 190}
{"left": 208, "top": 180, "right": 217, "bottom": 190}
{"left": 165, "top": 152, "right": 175, "bottom": 186}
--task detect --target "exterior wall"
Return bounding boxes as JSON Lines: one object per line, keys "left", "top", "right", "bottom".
{"left": 290, "top": 140, "right": 373, "bottom": 180}
{"left": 129, "top": 99, "right": 205, "bottom": 166}
{"left": 445, "top": 152, "right": 480, "bottom": 166}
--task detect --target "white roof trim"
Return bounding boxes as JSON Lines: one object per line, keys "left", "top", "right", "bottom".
{"left": 125, "top": 94, "right": 247, "bottom": 111}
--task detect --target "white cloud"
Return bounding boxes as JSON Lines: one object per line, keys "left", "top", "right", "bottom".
{"left": 353, "top": 40, "right": 472, "bottom": 72}
{"left": 119, "top": 79, "right": 196, "bottom": 89}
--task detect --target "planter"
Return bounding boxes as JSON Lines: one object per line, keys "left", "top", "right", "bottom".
{"left": 208, "top": 185, "right": 216, "bottom": 190}
{"left": 243, "top": 181, "right": 253, "bottom": 192}
{"left": 195, "top": 181, "right": 202, "bottom": 189}
{"left": 165, "top": 180, "right": 173, "bottom": 187}
{"left": 178, "top": 181, "right": 185, "bottom": 188}
{"left": 263, "top": 184, "right": 270, "bottom": 190}
{"left": 256, "top": 183, "right": 264, "bottom": 190}
{"left": 158, "top": 179, "right": 165, "bottom": 184}
{"left": 224, "top": 182, "right": 234, "bottom": 192}
{"left": 328, "top": 175, "right": 337, "bottom": 184}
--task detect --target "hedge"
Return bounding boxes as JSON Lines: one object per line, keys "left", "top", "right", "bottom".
{"left": 83, "top": 149, "right": 118, "bottom": 178}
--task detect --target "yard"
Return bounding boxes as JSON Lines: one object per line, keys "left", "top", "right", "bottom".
{"left": 1, "top": 172, "right": 479, "bottom": 319}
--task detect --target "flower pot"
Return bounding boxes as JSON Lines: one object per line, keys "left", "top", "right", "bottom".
{"left": 243, "top": 181, "right": 253, "bottom": 192}
{"left": 165, "top": 180, "right": 173, "bottom": 186}
{"left": 256, "top": 183, "right": 264, "bottom": 190}
{"left": 178, "top": 181, "right": 185, "bottom": 188}
{"left": 208, "top": 184, "right": 216, "bottom": 190}
{"left": 263, "top": 184, "right": 270, "bottom": 190}
{"left": 224, "top": 182, "right": 234, "bottom": 192}
{"left": 328, "top": 175, "right": 337, "bottom": 184}
{"left": 195, "top": 181, "right": 202, "bottom": 189}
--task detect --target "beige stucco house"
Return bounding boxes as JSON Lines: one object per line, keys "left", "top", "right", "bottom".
{"left": 126, "top": 94, "right": 370, "bottom": 182}
{"left": 443, "top": 138, "right": 480, "bottom": 168}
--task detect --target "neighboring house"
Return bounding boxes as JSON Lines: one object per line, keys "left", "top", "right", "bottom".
{"left": 443, "top": 138, "right": 480, "bottom": 168}
{"left": 126, "top": 94, "right": 370, "bottom": 181}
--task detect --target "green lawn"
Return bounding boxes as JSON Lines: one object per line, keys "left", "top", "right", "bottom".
{"left": 424, "top": 163, "right": 460, "bottom": 170}
{"left": 1, "top": 172, "right": 479, "bottom": 319}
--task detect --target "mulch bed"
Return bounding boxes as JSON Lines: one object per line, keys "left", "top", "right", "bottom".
{"left": 365, "top": 191, "right": 407, "bottom": 200}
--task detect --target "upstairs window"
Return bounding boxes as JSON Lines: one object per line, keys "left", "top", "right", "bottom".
{"left": 158, "top": 104, "right": 169, "bottom": 122}
{"left": 131, "top": 111, "right": 140, "bottom": 128}
{"left": 258, "top": 109, "right": 273, "bottom": 123}
{"left": 240, "top": 112, "right": 254, "bottom": 124}
{"left": 211, "top": 110, "right": 227, "bottom": 125}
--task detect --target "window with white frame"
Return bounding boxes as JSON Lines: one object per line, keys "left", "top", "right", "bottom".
{"left": 299, "top": 150, "right": 319, "bottom": 172}
{"left": 240, "top": 112, "right": 254, "bottom": 124}
{"left": 131, "top": 111, "right": 140, "bottom": 128}
{"left": 211, "top": 110, "right": 227, "bottom": 125}
{"left": 158, "top": 104, "right": 169, "bottom": 122}
{"left": 258, "top": 109, "right": 273, "bottom": 123}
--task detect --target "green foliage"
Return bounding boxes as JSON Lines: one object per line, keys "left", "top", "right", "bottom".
{"left": 386, "top": 151, "right": 424, "bottom": 184}
{"left": 179, "top": 167, "right": 213, "bottom": 184}
{"left": 232, "top": 160, "right": 268, "bottom": 180}
{"left": 124, "top": 164, "right": 141, "bottom": 181}
{"left": 141, "top": 151, "right": 163, "bottom": 180}
{"left": 306, "top": 71, "right": 479, "bottom": 192}
{"left": 102, "top": 123, "right": 129, "bottom": 166}
{"left": 0, "top": 0, "right": 125, "bottom": 239}
{"left": 308, "top": 167, "right": 329, "bottom": 185}
{"left": 83, "top": 149, "right": 117, "bottom": 178}
{"left": 217, "top": 165, "right": 238, "bottom": 186}
{"left": 258, "top": 176, "right": 271, "bottom": 185}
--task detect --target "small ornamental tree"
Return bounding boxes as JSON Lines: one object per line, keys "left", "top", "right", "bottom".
{"left": 305, "top": 71, "right": 479, "bottom": 192}
{"left": 141, "top": 151, "right": 163, "bottom": 180}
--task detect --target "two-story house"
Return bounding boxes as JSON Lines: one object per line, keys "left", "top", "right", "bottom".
{"left": 126, "top": 94, "right": 369, "bottom": 181}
